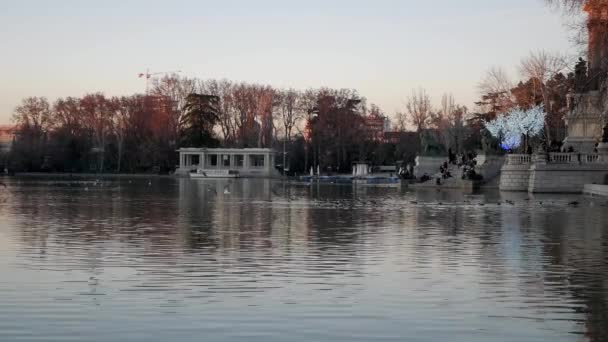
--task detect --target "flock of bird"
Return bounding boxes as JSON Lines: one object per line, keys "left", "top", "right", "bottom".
{"left": 82, "top": 179, "right": 148, "bottom": 191}
{"left": 0, "top": 178, "right": 603, "bottom": 209}
{"left": 206, "top": 181, "right": 232, "bottom": 195}
{"left": 407, "top": 198, "right": 590, "bottom": 207}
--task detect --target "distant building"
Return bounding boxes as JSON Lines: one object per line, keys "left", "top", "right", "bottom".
{"left": 142, "top": 95, "right": 178, "bottom": 140}
{"left": 143, "top": 95, "right": 176, "bottom": 114}
{"left": 383, "top": 131, "right": 419, "bottom": 144}
{"left": 363, "top": 113, "right": 390, "bottom": 142}
{"left": 0, "top": 124, "right": 16, "bottom": 153}
{"left": 176, "top": 148, "right": 279, "bottom": 178}
{"left": 383, "top": 131, "right": 406, "bottom": 144}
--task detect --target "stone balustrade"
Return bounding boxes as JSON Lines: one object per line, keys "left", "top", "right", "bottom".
{"left": 506, "top": 152, "right": 603, "bottom": 166}
{"left": 501, "top": 151, "right": 608, "bottom": 193}
{"left": 505, "top": 154, "right": 531, "bottom": 165}
{"left": 583, "top": 153, "right": 601, "bottom": 163}
{"left": 548, "top": 152, "right": 602, "bottom": 164}
{"left": 548, "top": 152, "right": 572, "bottom": 164}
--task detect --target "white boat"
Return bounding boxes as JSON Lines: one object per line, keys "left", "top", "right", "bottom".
{"left": 190, "top": 169, "right": 240, "bottom": 179}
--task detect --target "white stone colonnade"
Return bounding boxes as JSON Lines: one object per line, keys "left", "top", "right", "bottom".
{"left": 176, "top": 148, "right": 277, "bottom": 178}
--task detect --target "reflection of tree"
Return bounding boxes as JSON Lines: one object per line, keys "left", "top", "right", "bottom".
{"left": 6, "top": 179, "right": 608, "bottom": 340}
{"left": 177, "top": 178, "right": 219, "bottom": 251}
{"left": 406, "top": 191, "right": 608, "bottom": 340}
{"left": 529, "top": 203, "right": 608, "bottom": 341}
{"left": 10, "top": 179, "right": 180, "bottom": 265}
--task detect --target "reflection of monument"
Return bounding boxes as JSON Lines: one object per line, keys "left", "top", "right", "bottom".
{"left": 564, "top": 1, "right": 608, "bottom": 152}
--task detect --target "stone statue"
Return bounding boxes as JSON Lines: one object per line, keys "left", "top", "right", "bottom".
{"left": 574, "top": 57, "right": 588, "bottom": 93}
{"left": 481, "top": 128, "right": 492, "bottom": 153}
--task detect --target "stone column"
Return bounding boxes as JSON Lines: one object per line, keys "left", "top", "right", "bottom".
{"left": 585, "top": 1, "right": 608, "bottom": 89}
{"left": 598, "top": 142, "right": 608, "bottom": 163}
{"left": 533, "top": 146, "right": 548, "bottom": 165}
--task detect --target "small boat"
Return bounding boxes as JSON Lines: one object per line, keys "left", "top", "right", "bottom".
{"left": 190, "top": 169, "right": 240, "bottom": 179}
{"left": 297, "top": 175, "right": 354, "bottom": 184}
{"left": 354, "top": 176, "right": 401, "bottom": 188}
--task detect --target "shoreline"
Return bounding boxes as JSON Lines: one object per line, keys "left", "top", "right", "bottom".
{"left": 7, "top": 172, "right": 177, "bottom": 179}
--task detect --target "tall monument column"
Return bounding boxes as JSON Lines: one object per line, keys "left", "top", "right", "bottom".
{"left": 563, "top": 0, "right": 608, "bottom": 152}
{"left": 586, "top": 0, "right": 608, "bottom": 89}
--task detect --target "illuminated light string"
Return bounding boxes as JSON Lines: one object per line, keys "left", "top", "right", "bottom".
{"left": 484, "top": 106, "right": 547, "bottom": 150}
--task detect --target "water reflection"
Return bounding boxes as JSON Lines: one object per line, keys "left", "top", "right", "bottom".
{"left": 0, "top": 178, "right": 607, "bottom": 341}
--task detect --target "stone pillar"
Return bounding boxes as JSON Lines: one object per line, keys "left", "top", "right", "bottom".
{"left": 598, "top": 142, "right": 608, "bottom": 163}
{"left": 534, "top": 151, "right": 547, "bottom": 166}
{"left": 564, "top": 91, "right": 604, "bottom": 153}
{"left": 586, "top": 1, "right": 608, "bottom": 88}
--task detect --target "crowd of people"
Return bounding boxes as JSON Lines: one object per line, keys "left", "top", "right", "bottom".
{"left": 437, "top": 149, "right": 482, "bottom": 184}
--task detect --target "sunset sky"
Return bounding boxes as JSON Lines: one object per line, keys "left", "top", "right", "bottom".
{"left": 0, "top": 0, "right": 575, "bottom": 123}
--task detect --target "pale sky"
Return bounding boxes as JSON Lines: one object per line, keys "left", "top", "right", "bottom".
{"left": 0, "top": 0, "right": 574, "bottom": 123}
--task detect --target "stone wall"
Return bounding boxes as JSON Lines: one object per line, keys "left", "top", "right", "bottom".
{"left": 499, "top": 153, "right": 608, "bottom": 193}
{"left": 476, "top": 154, "right": 505, "bottom": 181}
{"left": 528, "top": 164, "right": 608, "bottom": 193}
{"left": 499, "top": 164, "right": 531, "bottom": 191}
{"left": 499, "top": 154, "right": 532, "bottom": 191}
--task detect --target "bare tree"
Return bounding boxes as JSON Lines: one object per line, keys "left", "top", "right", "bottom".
{"left": 544, "top": 0, "right": 587, "bottom": 13}
{"left": 544, "top": 0, "right": 592, "bottom": 52}
{"left": 519, "top": 50, "right": 571, "bottom": 142}
{"left": 478, "top": 66, "right": 514, "bottom": 96}
{"left": 393, "top": 111, "right": 408, "bottom": 132}
{"left": 11, "top": 97, "right": 52, "bottom": 171}
{"left": 406, "top": 88, "right": 432, "bottom": 133}
{"left": 254, "top": 85, "right": 276, "bottom": 148}
{"left": 113, "top": 96, "right": 141, "bottom": 172}
{"left": 276, "top": 89, "right": 303, "bottom": 174}
{"left": 431, "top": 94, "right": 467, "bottom": 153}
{"left": 405, "top": 88, "right": 432, "bottom": 153}
{"left": 12, "top": 97, "right": 52, "bottom": 132}
{"left": 477, "top": 67, "right": 516, "bottom": 115}
{"left": 80, "top": 93, "right": 114, "bottom": 172}
{"left": 432, "top": 94, "right": 455, "bottom": 151}
{"left": 199, "top": 79, "right": 238, "bottom": 145}
{"left": 277, "top": 89, "right": 302, "bottom": 142}
{"left": 520, "top": 50, "right": 571, "bottom": 83}
{"left": 52, "top": 97, "right": 82, "bottom": 135}
{"left": 150, "top": 73, "right": 197, "bottom": 144}
{"left": 296, "top": 88, "right": 319, "bottom": 172}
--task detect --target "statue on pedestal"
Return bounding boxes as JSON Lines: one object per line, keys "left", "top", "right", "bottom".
{"left": 598, "top": 123, "right": 608, "bottom": 156}
{"left": 574, "top": 57, "right": 588, "bottom": 93}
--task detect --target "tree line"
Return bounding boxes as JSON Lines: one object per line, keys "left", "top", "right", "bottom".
{"left": 10, "top": 53, "right": 579, "bottom": 175}
{"left": 7, "top": 54, "right": 582, "bottom": 174}
{"left": 8, "top": 73, "right": 485, "bottom": 174}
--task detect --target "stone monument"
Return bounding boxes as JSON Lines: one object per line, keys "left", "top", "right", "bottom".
{"left": 564, "top": 0, "right": 608, "bottom": 152}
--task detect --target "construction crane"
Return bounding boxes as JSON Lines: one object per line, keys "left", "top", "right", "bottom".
{"left": 138, "top": 69, "right": 182, "bottom": 94}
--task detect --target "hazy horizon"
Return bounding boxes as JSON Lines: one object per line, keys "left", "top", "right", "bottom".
{"left": 0, "top": 0, "right": 574, "bottom": 124}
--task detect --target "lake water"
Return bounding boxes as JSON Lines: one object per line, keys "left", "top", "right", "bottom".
{"left": 0, "top": 177, "right": 607, "bottom": 341}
